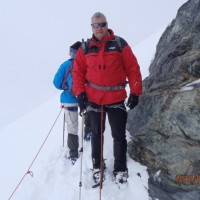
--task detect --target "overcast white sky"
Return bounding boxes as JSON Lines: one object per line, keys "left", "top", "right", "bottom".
{"left": 0, "top": 0, "right": 187, "bottom": 128}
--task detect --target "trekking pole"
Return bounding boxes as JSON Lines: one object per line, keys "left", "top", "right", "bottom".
{"left": 62, "top": 107, "right": 65, "bottom": 147}
{"left": 99, "top": 105, "right": 104, "bottom": 200}
{"left": 79, "top": 110, "right": 85, "bottom": 200}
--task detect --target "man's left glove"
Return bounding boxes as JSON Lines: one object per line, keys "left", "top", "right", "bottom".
{"left": 77, "top": 92, "right": 88, "bottom": 116}
{"left": 126, "top": 94, "right": 139, "bottom": 110}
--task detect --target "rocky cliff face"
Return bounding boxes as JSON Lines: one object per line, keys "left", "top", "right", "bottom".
{"left": 127, "top": 0, "right": 200, "bottom": 199}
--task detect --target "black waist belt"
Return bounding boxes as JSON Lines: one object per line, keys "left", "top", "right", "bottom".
{"left": 86, "top": 80, "right": 125, "bottom": 91}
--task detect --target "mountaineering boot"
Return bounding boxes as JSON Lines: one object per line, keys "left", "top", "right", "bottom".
{"left": 84, "top": 131, "right": 92, "bottom": 141}
{"left": 113, "top": 170, "right": 129, "bottom": 188}
{"left": 92, "top": 161, "right": 106, "bottom": 188}
{"left": 64, "top": 150, "right": 79, "bottom": 165}
{"left": 68, "top": 156, "right": 78, "bottom": 165}
{"left": 64, "top": 154, "right": 79, "bottom": 165}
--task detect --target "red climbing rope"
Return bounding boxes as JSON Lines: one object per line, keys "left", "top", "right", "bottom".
{"left": 7, "top": 107, "right": 63, "bottom": 200}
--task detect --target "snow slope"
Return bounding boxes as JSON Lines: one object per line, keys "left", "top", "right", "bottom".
{"left": 1, "top": 94, "right": 149, "bottom": 200}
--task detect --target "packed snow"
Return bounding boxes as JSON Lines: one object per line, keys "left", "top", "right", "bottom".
{"left": 1, "top": 94, "right": 149, "bottom": 200}
{"left": 181, "top": 79, "right": 200, "bottom": 91}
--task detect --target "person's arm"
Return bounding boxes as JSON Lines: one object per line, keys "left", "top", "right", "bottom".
{"left": 122, "top": 45, "right": 142, "bottom": 96}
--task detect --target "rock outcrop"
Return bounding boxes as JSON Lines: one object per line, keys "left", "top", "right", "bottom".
{"left": 127, "top": 0, "right": 200, "bottom": 199}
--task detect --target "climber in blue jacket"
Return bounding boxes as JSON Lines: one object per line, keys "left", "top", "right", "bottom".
{"left": 53, "top": 41, "right": 82, "bottom": 164}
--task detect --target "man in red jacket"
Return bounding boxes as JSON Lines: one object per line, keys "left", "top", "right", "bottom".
{"left": 73, "top": 12, "right": 142, "bottom": 187}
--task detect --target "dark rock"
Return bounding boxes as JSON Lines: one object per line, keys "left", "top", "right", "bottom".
{"left": 127, "top": 0, "right": 200, "bottom": 199}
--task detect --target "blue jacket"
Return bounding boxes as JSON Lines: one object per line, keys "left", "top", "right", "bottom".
{"left": 53, "top": 58, "right": 77, "bottom": 104}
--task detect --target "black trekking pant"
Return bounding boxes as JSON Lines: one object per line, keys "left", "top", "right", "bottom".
{"left": 84, "top": 111, "right": 91, "bottom": 134}
{"left": 88, "top": 101, "right": 127, "bottom": 172}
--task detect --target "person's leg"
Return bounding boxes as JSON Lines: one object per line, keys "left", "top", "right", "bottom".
{"left": 107, "top": 102, "right": 128, "bottom": 172}
{"left": 84, "top": 111, "right": 92, "bottom": 141}
{"left": 64, "top": 107, "right": 79, "bottom": 158}
{"left": 88, "top": 102, "right": 106, "bottom": 169}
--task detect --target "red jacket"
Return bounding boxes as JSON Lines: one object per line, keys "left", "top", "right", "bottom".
{"left": 73, "top": 29, "right": 142, "bottom": 105}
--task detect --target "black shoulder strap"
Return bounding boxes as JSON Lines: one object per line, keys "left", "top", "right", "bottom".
{"left": 114, "top": 35, "right": 122, "bottom": 51}
{"left": 81, "top": 38, "right": 90, "bottom": 54}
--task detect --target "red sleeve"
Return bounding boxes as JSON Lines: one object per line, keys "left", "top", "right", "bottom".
{"left": 122, "top": 45, "right": 142, "bottom": 96}
{"left": 72, "top": 48, "right": 87, "bottom": 96}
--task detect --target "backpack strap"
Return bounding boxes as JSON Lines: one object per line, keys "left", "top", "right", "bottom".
{"left": 81, "top": 38, "right": 90, "bottom": 54}
{"left": 114, "top": 35, "right": 122, "bottom": 52}
{"left": 62, "top": 60, "right": 74, "bottom": 90}
{"left": 81, "top": 36, "right": 122, "bottom": 54}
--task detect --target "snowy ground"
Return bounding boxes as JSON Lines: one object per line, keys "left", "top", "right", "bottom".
{"left": 181, "top": 79, "right": 200, "bottom": 91}
{"left": 0, "top": 94, "right": 149, "bottom": 200}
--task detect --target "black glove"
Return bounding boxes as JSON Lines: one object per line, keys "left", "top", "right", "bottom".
{"left": 126, "top": 94, "right": 139, "bottom": 110}
{"left": 77, "top": 92, "right": 88, "bottom": 116}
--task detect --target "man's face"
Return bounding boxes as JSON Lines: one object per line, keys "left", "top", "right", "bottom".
{"left": 91, "top": 17, "right": 108, "bottom": 41}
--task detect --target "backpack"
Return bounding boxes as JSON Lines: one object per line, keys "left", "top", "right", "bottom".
{"left": 81, "top": 35, "right": 122, "bottom": 54}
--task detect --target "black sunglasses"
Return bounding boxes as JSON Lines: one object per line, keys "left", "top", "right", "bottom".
{"left": 91, "top": 22, "right": 107, "bottom": 28}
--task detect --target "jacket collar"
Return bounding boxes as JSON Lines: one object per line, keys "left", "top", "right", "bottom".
{"left": 89, "top": 29, "right": 115, "bottom": 48}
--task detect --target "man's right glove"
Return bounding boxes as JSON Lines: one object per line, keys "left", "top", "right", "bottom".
{"left": 77, "top": 92, "right": 88, "bottom": 115}
{"left": 126, "top": 93, "right": 139, "bottom": 110}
